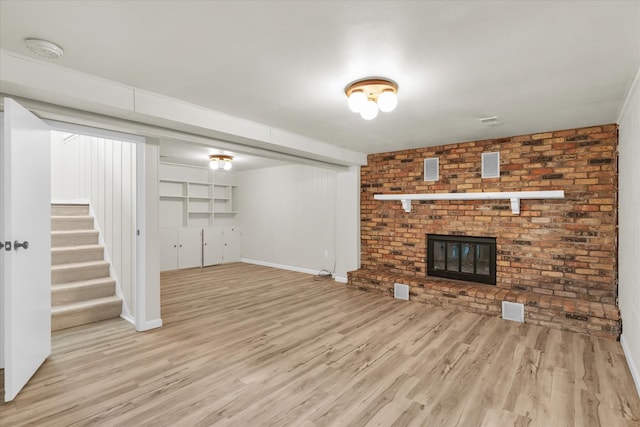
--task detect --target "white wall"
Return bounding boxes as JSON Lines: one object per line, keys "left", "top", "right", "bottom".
{"left": 334, "top": 166, "right": 360, "bottom": 282}
{"left": 51, "top": 132, "right": 137, "bottom": 317}
{"left": 237, "top": 164, "right": 337, "bottom": 275}
{"left": 138, "top": 140, "right": 162, "bottom": 329}
{"left": 618, "top": 67, "right": 640, "bottom": 397}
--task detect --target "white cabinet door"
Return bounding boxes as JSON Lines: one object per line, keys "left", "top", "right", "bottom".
{"left": 223, "top": 230, "right": 242, "bottom": 263}
{"left": 178, "top": 228, "right": 202, "bottom": 269}
{"left": 203, "top": 228, "right": 224, "bottom": 266}
{"left": 159, "top": 228, "right": 178, "bottom": 271}
{"left": 1, "top": 98, "right": 51, "bottom": 402}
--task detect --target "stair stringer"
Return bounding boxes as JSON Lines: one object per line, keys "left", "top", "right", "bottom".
{"left": 86, "top": 201, "right": 134, "bottom": 325}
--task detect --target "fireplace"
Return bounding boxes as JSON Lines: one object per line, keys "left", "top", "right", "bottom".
{"left": 427, "top": 234, "right": 496, "bottom": 285}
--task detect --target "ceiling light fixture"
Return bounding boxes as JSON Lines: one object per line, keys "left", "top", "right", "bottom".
{"left": 345, "top": 77, "right": 398, "bottom": 120}
{"left": 24, "top": 38, "right": 64, "bottom": 59}
{"left": 209, "top": 154, "right": 233, "bottom": 170}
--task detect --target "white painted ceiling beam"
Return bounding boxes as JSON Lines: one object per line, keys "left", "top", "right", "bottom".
{"left": 0, "top": 50, "right": 367, "bottom": 167}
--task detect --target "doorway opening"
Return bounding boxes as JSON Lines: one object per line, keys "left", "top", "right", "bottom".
{"left": 50, "top": 129, "right": 140, "bottom": 328}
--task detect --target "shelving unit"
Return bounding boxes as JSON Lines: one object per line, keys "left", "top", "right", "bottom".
{"left": 159, "top": 161, "right": 239, "bottom": 227}
{"left": 159, "top": 163, "right": 212, "bottom": 226}
{"left": 213, "top": 184, "right": 237, "bottom": 214}
{"left": 158, "top": 161, "right": 241, "bottom": 271}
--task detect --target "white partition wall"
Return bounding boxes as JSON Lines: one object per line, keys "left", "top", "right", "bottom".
{"left": 237, "top": 164, "right": 337, "bottom": 275}
{"left": 51, "top": 131, "right": 137, "bottom": 316}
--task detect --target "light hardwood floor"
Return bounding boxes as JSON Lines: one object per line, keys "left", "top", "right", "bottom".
{"left": 1, "top": 263, "right": 639, "bottom": 426}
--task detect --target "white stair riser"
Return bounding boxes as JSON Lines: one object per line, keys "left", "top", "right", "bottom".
{"left": 51, "top": 205, "right": 90, "bottom": 216}
{"left": 52, "top": 281, "right": 116, "bottom": 305}
{"left": 52, "top": 299, "right": 122, "bottom": 331}
{"left": 52, "top": 231, "right": 99, "bottom": 247}
{"left": 52, "top": 246, "right": 104, "bottom": 265}
{"left": 52, "top": 264, "right": 110, "bottom": 284}
{"left": 51, "top": 217, "right": 94, "bottom": 231}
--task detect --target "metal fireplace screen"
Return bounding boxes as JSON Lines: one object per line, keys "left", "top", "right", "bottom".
{"left": 427, "top": 234, "right": 496, "bottom": 285}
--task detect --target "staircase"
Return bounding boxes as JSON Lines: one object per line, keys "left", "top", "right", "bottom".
{"left": 51, "top": 204, "right": 123, "bottom": 331}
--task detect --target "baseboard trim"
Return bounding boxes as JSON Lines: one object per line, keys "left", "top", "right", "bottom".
{"left": 241, "top": 258, "right": 320, "bottom": 277}
{"left": 120, "top": 313, "right": 135, "bottom": 326}
{"left": 334, "top": 276, "right": 348, "bottom": 283}
{"left": 136, "top": 318, "right": 163, "bottom": 332}
{"left": 621, "top": 334, "right": 640, "bottom": 398}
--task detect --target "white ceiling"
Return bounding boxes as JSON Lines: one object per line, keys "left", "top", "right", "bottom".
{"left": 1, "top": 1, "right": 639, "bottom": 156}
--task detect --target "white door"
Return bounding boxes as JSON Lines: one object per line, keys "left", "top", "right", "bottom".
{"left": 203, "top": 228, "right": 223, "bottom": 266}
{"left": 1, "top": 98, "right": 51, "bottom": 402}
{"left": 178, "top": 228, "right": 202, "bottom": 269}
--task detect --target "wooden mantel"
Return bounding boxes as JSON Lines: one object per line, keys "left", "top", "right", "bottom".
{"left": 374, "top": 190, "right": 565, "bottom": 214}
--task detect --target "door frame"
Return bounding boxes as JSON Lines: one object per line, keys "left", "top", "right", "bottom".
{"left": 44, "top": 119, "right": 148, "bottom": 331}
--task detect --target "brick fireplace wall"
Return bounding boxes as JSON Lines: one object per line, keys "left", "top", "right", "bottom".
{"left": 348, "top": 124, "right": 620, "bottom": 339}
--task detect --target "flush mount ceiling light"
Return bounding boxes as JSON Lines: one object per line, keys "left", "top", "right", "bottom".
{"left": 24, "top": 38, "right": 64, "bottom": 59}
{"left": 345, "top": 77, "right": 398, "bottom": 120}
{"left": 209, "top": 154, "right": 233, "bottom": 170}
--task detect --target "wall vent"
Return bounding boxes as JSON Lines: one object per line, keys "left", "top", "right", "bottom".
{"left": 482, "top": 152, "right": 500, "bottom": 178}
{"left": 502, "top": 301, "right": 524, "bottom": 323}
{"left": 424, "top": 158, "right": 439, "bottom": 181}
{"left": 394, "top": 283, "right": 410, "bottom": 301}
{"left": 479, "top": 116, "right": 500, "bottom": 126}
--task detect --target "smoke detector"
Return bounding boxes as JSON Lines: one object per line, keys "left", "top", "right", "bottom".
{"left": 479, "top": 116, "right": 500, "bottom": 126}
{"left": 25, "top": 38, "right": 64, "bottom": 59}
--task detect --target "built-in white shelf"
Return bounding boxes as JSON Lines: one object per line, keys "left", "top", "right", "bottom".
{"left": 374, "top": 190, "right": 565, "bottom": 214}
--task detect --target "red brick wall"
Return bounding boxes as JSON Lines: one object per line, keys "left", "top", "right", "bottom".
{"left": 359, "top": 124, "right": 617, "bottom": 313}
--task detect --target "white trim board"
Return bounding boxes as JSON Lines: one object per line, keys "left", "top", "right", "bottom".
{"left": 621, "top": 334, "right": 640, "bottom": 398}
{"left": 241, "top": 258, "right": 322, "bottom": 277}
{"left": 120, "top": 314, "right": 135, "bottom": 326}
{"left": 136, "top": 319, "right": 163, "bottom": 332}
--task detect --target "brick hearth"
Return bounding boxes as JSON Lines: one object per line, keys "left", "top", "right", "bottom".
{"left": 348, "top": 124, "right": 620, "bottom": 339}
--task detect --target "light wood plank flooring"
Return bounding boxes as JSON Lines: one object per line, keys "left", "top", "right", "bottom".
{"left": 1, "top": 263, "right": 639, "bottom": 426}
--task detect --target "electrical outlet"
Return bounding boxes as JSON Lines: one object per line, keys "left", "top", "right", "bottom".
{"left": 324, "top": 250, "right": 329, "bottom": 258}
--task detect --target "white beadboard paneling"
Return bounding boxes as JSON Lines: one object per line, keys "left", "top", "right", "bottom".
{"left": 237, "top": 164, "right": 336, "bottom": 274}
{"left": 618, "top": 67, "right": 640, "bottom": 397}
{"left": 51, "top": 133, "right": 137, "bottom": 317}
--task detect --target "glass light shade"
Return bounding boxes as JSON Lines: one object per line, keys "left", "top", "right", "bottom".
{"left": 377, "top": 90, "right": 398, "bottom": 112}
{"left": 223, "top": 159, "right": 232, "bottom": 170}
{"left": 360, "top": 100, "right": 379, "bottom": 120}
{"left": 348, "top": 90, "right": 367, "bottom": 113}
{"left": 209, "top": 160, "right": 219, "bottom": 170}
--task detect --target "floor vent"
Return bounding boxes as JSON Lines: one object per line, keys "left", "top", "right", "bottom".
{"left": 394, "top": 283, "right": 410, "bottom": 301}
{"left": 502, "top": 301, "right": 524, "bottom": 323}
